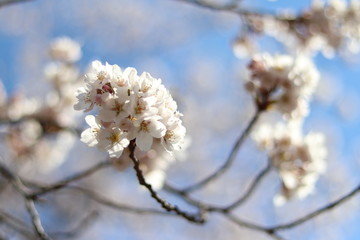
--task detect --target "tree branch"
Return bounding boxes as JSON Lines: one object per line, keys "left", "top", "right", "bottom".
{"left": 164, "top": 159, "right": 271, "bottom": 213}
{"left": 180, "top": 108, "right": 262, "bottom": 193}
{"left": 0, "top": 163, "right": 51, "bottom": 240}
{"left": 224, "top": 214, "right": 286, "bottom": 240}
{"left": 0, "top": 0, "right": 34, "bottom": 8}
{"left": 220, "top": 159, "right": 272, "bottom": 212}
{"left": 0, "top": 210, "right": 34, "bottom": 239}
{"left": 68, "top": 186, "right": 176, "bottom": 216}
{"left": 49, "top": 211, "right": 99, "bottom": 239}
{"left": 29, "top": 160, "right": 112, "bottom": 198}
{"left": 175, "top": 0, "right": 240, "bottom": 11}
{"left": 128, "top": 140, "right": 206, "bottom": 223}
{"left": 268, "top": 183, "right": 360, "bottom": 231}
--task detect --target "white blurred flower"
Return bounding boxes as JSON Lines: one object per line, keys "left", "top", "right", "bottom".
{"left": 44, "top": 62, "right": 79, "bottom": 85}
{"left": 49, "top": 37, "right": 82, "bottom": 63}
{"left": 246, "top": 53, "right": 319, "bottom": 119}
{"left": 252, "top": 121, "right": 327, "bottom": 205}
{"left": 245, "top": 0, "right": 360, "bottom": 56}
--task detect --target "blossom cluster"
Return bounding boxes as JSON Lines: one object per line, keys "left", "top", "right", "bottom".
{"left": 237, "top": 0, "right": 360, "bottom": 57}
{"left": 253, "top": 121, "right": 327, "bottom": 205}
{"left": 245, "top": 53, "right": 319, "bottom": 119}
{"left": 74, "top": 60, "right": 186, "bottom": 158}
{"left": 245, "top": 52, "right": 327, "bottom": 204}
{"left": 49, "top": 37, "right": 82, "bottom": 63}
{"left": 74, "top": 61, "right": 186, "bottom": 188}
{"left": 0, "top": 37, "right": 82, "bottom": 173}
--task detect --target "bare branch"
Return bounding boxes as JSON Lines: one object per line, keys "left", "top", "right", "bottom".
{"left": 29, "top": 160, "right": 112, "bottom": 198}
{"left": 221, "top": 159, "right": 272, "bottom": 212}
{"left": 49, "top": 211, "right": 99, "bottom": 239}
{"left": 164, "top": 159, "right": 271, "bottom": 212}
{"left": 0, "top": 163, "right": 51, "bottom": 240}
{"left": 24, "top": 199, "right": 51, "bottom": 240}
{"left": 268, "top": 183, "right": 360, "bottom": 231}
{"left": 181, "top": 109, "right": 262, "bottom": 193}
{"left": 0, "top": 0, "right": 34, "bottom": 8}
{"left": 0, "top": 210, "right": 34, "bottom": 239}
{"left": 175, "top": 0, "right": 240, "bottom": 11}
{"left": 128, "top": 140, "right": 206, "bottom": 223}
{"left": 224, "top": 214, "right": 286, "bottom": 240}
{"left": 69, "top": 186, "right": 176, "bottom": 216}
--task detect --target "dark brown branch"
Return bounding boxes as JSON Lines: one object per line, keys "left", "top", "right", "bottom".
{"left": 0, "top": 163, "right": 51, "bottom": 240}
{"left": 128, "top": 140, "right": 206, "bottom": 223}
{"left": 29, "top": 160, "right": 112, "bottom": 198}
{"left": 268, "top": 183, "right": 360, "bottom": 231}
{"left": 181, "top": 109, "right": 262, "bottom": 193}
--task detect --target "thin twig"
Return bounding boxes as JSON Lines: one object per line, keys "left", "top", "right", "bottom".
{"left": 220, "top": 159, "right": 272, "bottom": 212}
{"left": 68, "top": 186, "right": 175, "bottom": 216}
{"left": 224, "top": 214, "right": 286, "bottom": 240}
{"left": 163, "top": 184, "right": 206, "bottom": 208}
{"left": 175, "top": 0, "right": 240, "bottom": 11}
{"left": 181, "top": 109, "right": 262, "bottom": 193}
{"left": 164, "top": 159, "right": 271, "bottom": 213}
{"left": 268, "top": 183, "right": 360, "bottom": 231}
{"left": 128, "top": 140, "right": 206, "bottom": 223}
{"left": 0, "top": 0, "right": 33, "bottom": 8}
{"left": 0, "top": 210, "right": 34, "bottom": 239}
{"left": 49, "top": 211, "right": 99, "bottom": 239}
{"left": 0, "top": 163, "right": 51, "bottom": 240}
{"left": 29, "top": 160, "right": 112, "bottom": 198}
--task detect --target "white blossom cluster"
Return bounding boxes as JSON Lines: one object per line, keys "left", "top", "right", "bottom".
{"left": 0, "top": 37, "right": 82, "bottom": 174}
{"left": 241, "top": 0, "right": 360, "bottom": 57}
{"left": 49, "top": 37, "right": 82, "bottom": 63}
{"left": 252, "top": 121, "right": 327, "bottom": 205}
{"left": 45, "top": 37, "right": 80, "bottom": 91}
{"left": 246, "top": 52, "right": 327, "bottom": 204}
{"left": 44, "top": 37, "right": 82, "bottom": 127}
{"left": 74, "top": 61, "right": 186, "bottom": 159}
{"left": 245, "top": 53, "right": 319, "bottom": 119}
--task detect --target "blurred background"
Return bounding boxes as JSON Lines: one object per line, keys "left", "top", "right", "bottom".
{"left": 0, "top": 0, "right": 360, "bottom": 239}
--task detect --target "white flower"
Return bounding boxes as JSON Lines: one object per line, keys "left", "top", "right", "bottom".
{"left": 73, "top": 84, "right": 98, "bottom": 112}
{"left": 97, "top": 127, "right": 129, "bottom": 158}
{"left": 134, "top": 116, "right": 167, "bottom": 151}
{"left": 246, "top": 53, "right": 319, "bottom": 119}
{"left": 98, "top": 89, "right": 130, "bottom": 123}
{"left": 80, "top": 115, "right": 101, "bottom": 147}
{"left": 252, "top": 121, "right": 327, "bottom": 205}
{"left": 49, "top": 37, "right": 81, "bottom": 63}
{"left": 162, "top": 119, "right": 186, "bottom": 151}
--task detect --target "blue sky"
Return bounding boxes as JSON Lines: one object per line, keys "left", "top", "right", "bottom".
{"left": 1, "top": 0, "right": 360, "bottom": 239}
